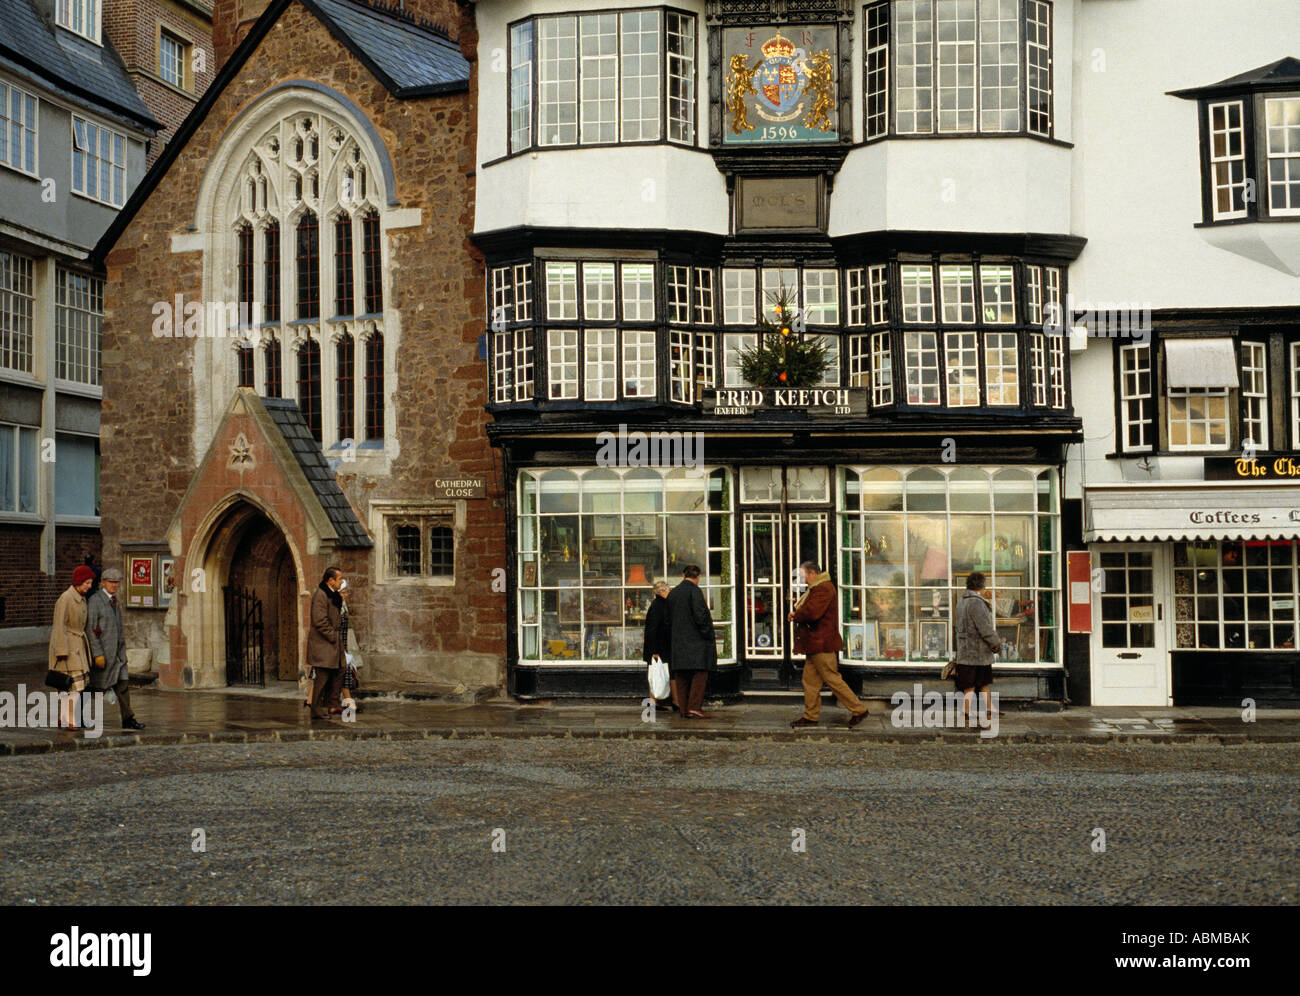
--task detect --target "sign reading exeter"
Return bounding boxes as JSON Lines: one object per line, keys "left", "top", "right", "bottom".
{"left": 433, "top": 477, "right": 486, "bottom": 499}
{"left": 701, "top": 388, "right": 867, "bottom": 416}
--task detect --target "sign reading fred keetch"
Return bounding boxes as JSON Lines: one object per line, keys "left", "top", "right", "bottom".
{"left": 433, "top": 476, "right": 486, "bottom": 499}
{"left": 702, "top": 388, "right": 867, "bottom": 416}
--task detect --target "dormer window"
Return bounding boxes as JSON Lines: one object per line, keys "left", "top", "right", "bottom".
{"left": 56, "top": 0, "right": 100, "bottom": 44}
{"left": 1172, "top": 57, "right": 1300, "bottom": 225}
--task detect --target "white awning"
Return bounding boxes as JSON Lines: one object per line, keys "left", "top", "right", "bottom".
{"left": 1085, "top": 483, "right": 1300, "bottom": 542}
{"left": 1164, "top": 338, "right": 1239, "bottom": 389}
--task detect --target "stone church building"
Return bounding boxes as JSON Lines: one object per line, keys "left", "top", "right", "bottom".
{"left": 93, "top": 0, "right": 504, "bottom": 693}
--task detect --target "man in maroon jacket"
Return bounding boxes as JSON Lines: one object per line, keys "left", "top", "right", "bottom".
{"left": 788, "top": 561, "right": 870, "bottom": 729}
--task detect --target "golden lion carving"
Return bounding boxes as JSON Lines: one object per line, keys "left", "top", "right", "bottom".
{"left": 802, "top": 50, "right": 834, "bottom": 133}
{"left": 726, "top": 55, "right": 760, "bottom": 134}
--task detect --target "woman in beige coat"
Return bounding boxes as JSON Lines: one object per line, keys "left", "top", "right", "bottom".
{"left": 49, "top": 565, "right": 96, "bottom": 729}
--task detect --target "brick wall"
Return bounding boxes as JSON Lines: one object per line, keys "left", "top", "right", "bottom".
{"left": 103, "top": 0, "right": 217, "bottom": 168}
{"left": 102, "top": 1, "right": 505, "bottom": 688}
{"left": 0, "top": 524, "right": 102, "bottom": 632}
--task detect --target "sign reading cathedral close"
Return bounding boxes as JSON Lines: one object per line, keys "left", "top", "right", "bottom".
{"left": 723, "top": 25, "right": 838, "bottom": 144}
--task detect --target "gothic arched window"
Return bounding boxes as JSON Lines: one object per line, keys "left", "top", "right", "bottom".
{"left": 211, "top": 97, "right": 390, "bottom": 448}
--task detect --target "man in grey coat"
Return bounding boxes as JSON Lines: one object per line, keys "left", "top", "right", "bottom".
{"left": 85, "top": 567, "right": 144, "bottom": 730}
{"left": 666, "top": 564, "right": 718, "bottom": 719}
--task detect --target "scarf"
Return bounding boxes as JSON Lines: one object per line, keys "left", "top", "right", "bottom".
{"left": 319, "top": 578, "right": 342, "bottom": 609}
{"left": 792, "top": 572, "right": 831, "bottom": 613}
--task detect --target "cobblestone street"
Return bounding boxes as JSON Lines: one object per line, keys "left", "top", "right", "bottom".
{"left": 2, "top": 740, "right": 1296, "bottom": 905}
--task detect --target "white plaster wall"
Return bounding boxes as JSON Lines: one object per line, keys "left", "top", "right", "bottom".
{"left": 474, "top": 144, "right": 729, "bottom": 234}
{"left": 1069, "top": 0, "right": 1300, "bottom": 308}
{"left": 830, "top": 138, "right": 1073, "bottom": 235}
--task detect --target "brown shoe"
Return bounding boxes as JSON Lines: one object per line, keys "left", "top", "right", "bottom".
{"left": 847, "top": 710, "right": 869, "bottom": 729}
{"left": 790, "top": 717, "right": 818, "bottom": 728}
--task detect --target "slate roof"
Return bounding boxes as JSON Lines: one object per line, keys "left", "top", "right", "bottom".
{"left": 0, "top": 0, "right": 159, "bottom": 132}
{"left": 262, "top": 397, "right": 373, "bottom": 549}
{"left": 1170, "top": 57, "right": 1300, "bottom": 99}
{"left": 305, "top": 0, "right": 471, "bottom": 97}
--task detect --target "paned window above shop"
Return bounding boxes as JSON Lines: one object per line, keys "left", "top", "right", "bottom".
{"left": 864, "top": 0, "right": 1054, "bottom": 140}
{"left": 508, "top": 9, "right": 697, "bottom": 154}
{"left": 1111, "top": 335, "right": 1300, "bottom": 457}
{"left": 487, "top": 254, "right": 1070, "bottom": 414}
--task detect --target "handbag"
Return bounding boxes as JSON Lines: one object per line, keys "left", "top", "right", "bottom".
{"left": 45, "top": 668, "right": 74, "bottom": 692}
{"left": 940, "top": 659, "right": 958, "bottom": 681}
{"left": 647, "top": 655, "right": 670, "bottom": 700}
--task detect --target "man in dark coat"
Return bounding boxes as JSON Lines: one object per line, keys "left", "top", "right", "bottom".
{"left": 86, "top": 567, "right": 143, "bottom": 730}
{"left": 666, "top": 564, "right": 717, "bottom": 719}
{"left": 788, "top": 560, "right": 869, "bottom": 729}
{"left": 306, "top": 566, "right": 346, "bottom": 720}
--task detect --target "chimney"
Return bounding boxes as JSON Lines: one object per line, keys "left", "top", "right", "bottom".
{"left": 212, "top": 0, "right": 273, "bottom": 68}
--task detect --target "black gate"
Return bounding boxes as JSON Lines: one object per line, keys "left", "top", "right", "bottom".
{"left": 223, "top": 584, "right": 265, "bottom": 687}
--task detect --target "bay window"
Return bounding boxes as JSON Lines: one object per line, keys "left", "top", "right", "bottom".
{"left": 509, "top": 8, "right": 696, "bottom": 153}
{"left": 865, "top": 0, "right": 1053, "bottom": 140}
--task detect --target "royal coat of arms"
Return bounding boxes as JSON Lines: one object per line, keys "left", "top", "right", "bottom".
{"left": 724, "top": 25, "right": 837, "bottom": 144}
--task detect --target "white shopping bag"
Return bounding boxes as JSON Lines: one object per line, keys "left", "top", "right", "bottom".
{"left": 647, "top": 655, "right": 670, "bottom": 700}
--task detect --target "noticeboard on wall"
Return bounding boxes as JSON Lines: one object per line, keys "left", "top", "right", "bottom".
{"left": 126, "top": 554, "right": 157, "bottom": 608}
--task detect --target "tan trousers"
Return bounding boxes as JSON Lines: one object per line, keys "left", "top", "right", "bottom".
{"left": 801, "top": 652, "right": 867, "bottom": 721}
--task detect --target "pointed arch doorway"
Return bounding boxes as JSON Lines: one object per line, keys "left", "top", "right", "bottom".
{"left": 186, "top": 497, "right": 304, "bottom": 688}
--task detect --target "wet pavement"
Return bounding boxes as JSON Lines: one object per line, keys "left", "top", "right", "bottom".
{"left": 2, "top": 738, "right": 1297, "bottom": 904}
{"left": 1, "top": 649, "right": 1297, "bottom": 752}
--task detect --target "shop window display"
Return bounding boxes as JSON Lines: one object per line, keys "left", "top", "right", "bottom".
{"left": 838, "top": 465, "right": 1059, "bottom": 664}
{"left": 517, "top": 467, "right": 733, "bottom": 663}
{"left": 1174, "top": 541, "right": 1299, "bottom": 651}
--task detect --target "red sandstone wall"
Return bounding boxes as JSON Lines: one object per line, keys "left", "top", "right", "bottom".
{"left": 101, "top": 1, "right": 503, "bottom": 685}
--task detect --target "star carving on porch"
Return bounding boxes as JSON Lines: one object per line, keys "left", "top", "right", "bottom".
{"left": 228, "top": 433, "right": 256, "bottom": 473}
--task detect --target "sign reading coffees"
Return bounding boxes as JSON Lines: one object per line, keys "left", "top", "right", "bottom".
{"left": 434, "top": 476, "right": 486, "bottom": 499}
{"left": 1205, "top": 456, "right": 1300, "bottom": 481}
{"left": 702, "top": 388, "right": 867, "bottom": 416}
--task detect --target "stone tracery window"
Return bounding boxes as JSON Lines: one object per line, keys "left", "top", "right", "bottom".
{"left": 218, "top": 104, "right": 388, "bottom": 447}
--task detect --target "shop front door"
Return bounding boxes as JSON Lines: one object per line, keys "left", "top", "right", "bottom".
{"left": 1090, "top": 545, "right": 1171, "bottom": 706}
{"left": 741, "top": 509, "right": 829, "bottom": 687}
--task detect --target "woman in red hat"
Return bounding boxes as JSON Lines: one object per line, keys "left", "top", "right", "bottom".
{"left": 49, "top": 565, "right": 95, "bottom": 730}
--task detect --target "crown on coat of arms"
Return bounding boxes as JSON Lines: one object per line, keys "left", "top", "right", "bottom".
{"left": 761, "top": 32, "right": 795, "bottom": 60}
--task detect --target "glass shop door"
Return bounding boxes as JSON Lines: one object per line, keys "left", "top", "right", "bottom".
{"left": 740, "top": 507, "right": 830, "bottom": 688}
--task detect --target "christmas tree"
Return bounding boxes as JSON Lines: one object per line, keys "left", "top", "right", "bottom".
{"left": 738, "top": 286, "right": 830, "bottom": 388}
